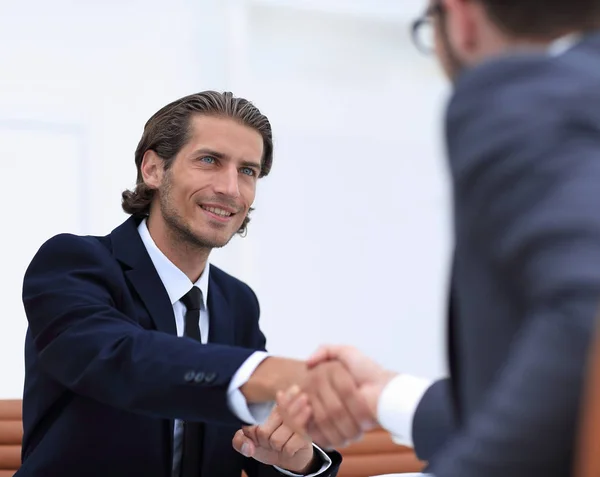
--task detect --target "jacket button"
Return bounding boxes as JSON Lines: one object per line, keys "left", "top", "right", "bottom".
{"left": 184, "top": 371, "right": 195, "bottom": 382}
{"left": 204, "top": 372, "right": 217, "bottom": 384}
{"left": 194, "top": 372, "right": 205, "bottom": 383}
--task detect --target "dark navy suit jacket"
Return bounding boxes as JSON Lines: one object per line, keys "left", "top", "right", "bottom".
{"left": 411, "top": 32, "right": 600, "bottom": 477}
{"left": 19, "top": 216, "right": 341, "bottom": 477}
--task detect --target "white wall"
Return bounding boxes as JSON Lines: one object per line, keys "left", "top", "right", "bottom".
{"left": 0, "top": 0, "right": 450, "bottom": 398}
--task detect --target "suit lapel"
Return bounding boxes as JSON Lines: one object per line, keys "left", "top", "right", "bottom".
{"left": 126, "top": 267, "right": 177, "bottom": 335}
{"left": 207, "top": 267, "right": 235, "bottom": 346}
{"left": 110, "top": 216, "right": 177, "bottom": 335}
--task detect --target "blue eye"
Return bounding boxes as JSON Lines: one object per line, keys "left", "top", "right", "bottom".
{"left": 240, "top": 167, "right": 256, "bottom": 176}
{"left": 200, "top": 156, "right": 216, "bottom": 164}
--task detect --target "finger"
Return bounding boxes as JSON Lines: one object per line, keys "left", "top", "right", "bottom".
{"left": 293, "top": 405, "right": 312, "bottom": 437}
{"left": 309, "top": 378, "right": 346, "bottom": 447}
{"left": 232, "top": 429, "right": 256, "bottom": 458}
{"left": 314, "top": 369, "right": 360, "bottom": 444}
{"left": 332, "top": 369, "right": 375, "bottom": 433}
{"left": 281, "top": 432, "right": 310, "bottom": 460}
{"left": 242, "top": 425, "right": 260, "bottom": 445}
{"left": 281, "top": 392, "right": 310, "bottom": 421}
{"left": 277, "top": 388, "right": 311, "bottom": 433}
{"left": 256, "top": 408, "right": 283, "bottom": 449}
{"left": 278, "top": 393, "right": 313, "bottom": 443}
{"left": 267, "top": 420, "right": 294, "bottom": 453}
{"left": 307, "top": 345, "right": 342, "bottom": 368}
{"left": 307, "top": 420, "right": 332, "bottom": 450}
{"left": 277, "top": 385, "right": 300, "bottom": 409}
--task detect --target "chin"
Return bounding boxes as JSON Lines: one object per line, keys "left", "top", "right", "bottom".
{"left": 194, "top": 230, "right": 237, "bottom": 249}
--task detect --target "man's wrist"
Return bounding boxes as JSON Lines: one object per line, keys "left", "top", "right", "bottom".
{"left": 287, "top": 448, "right": 319, "bottom": 475}
{"left": 361, "top": 371, "right": 400, "bottom": 417}
{"left": 241, "top": 357, "right": 307, "bottom": 403}
{"left": 378, "top": 370, "right": 398, "bottom": 388}
{"left": 376, "top": 374, "right": 433, "bottom": 447}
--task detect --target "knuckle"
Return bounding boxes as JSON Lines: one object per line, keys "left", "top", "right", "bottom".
{"left": 282, "top": 445, "right": 296, "bottom": 459}
{"left": 269, "top": 435, "right": 285, "bottom": 452}
{"left": 313, "top": 411, "right": 331, "bottom": 426}
{"left": 255, "top": 427, "right": 269, "bottom": 441}
{"left": 335, "top": 377, "right": 354, "bottom": 395}
{"left": 329, "top": 404, "right": 346, "bottom": 420}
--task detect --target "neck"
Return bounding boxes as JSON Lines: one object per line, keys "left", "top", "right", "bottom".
{"left": 146, "top": 214, "right": 210, "bottom": 283}
{"left": 471, "top": 29, "right": 581, "bottom": 64}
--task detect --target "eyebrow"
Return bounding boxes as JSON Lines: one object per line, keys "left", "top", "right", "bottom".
{"left": 193, "top": 148, "right": 262, "bottom": 171}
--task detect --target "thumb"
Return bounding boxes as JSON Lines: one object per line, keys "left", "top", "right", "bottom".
{"left": 307, "top": 345, "right": 345, "bottom": 368}
{"left": 232, "top": 429, "right": 256, "bottom": 458}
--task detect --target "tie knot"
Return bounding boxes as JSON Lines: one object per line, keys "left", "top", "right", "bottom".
{"left": 181, "top": 286, "right": 202, "bottom": 312}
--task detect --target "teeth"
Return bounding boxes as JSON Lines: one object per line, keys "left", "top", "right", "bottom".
{"left": 202, "top": 206, "right": 232, "bottom": 217}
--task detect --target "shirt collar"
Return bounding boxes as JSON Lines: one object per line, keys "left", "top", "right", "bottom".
{"left": 138, "top": 218, "right": 209, "bottom": 308}
{"left": 548, "top": 33, "right": 582, "bottom": 56}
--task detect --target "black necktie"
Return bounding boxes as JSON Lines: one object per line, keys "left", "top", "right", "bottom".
{"left": 180, "top": 286, "right": 204, "bottom": 477}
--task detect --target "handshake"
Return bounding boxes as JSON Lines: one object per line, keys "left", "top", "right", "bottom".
{"left": 240, "top": 345, "right": 397, "bottom": 450}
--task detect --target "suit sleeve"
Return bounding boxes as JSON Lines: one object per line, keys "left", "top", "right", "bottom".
{"left": 243, "top": 451, "right": 342, "bottom": 477}
{"left": 22, "top": 234, "right": 256, "bottom": 426}
{"left": 429, "top": 116, "right": 600, "bottom": 476}
{"left": 412, "top": 378, "right": 457, "bottom": 461}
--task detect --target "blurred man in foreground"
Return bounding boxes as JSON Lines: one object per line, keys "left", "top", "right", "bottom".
{"left": 279, "top": 1, "right": 600, "bottom": 476}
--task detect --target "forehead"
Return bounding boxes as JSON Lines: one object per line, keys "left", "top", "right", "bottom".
{"left": 185, "top": 114, "right": 263, "bottom": 159}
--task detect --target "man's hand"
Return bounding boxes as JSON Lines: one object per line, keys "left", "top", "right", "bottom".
{"left": 232, "top": 407, "right": 317, "bottom": 474}
{"left": 240, "top": 357, "right": 307, "bottom": 403}
{"left": 308, "top": 345, "right": 396, "bottom": 388}
{"left": 277, "top": 359, "right": 378, "bottom": 449}
{"left": 277, "top": 346, "right": 396, "bottom": 448}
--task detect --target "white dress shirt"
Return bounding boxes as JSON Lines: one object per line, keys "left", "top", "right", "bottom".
{"left": 375, "top": 33, "right": 584, "bottom": 450}
{"left": 138, "top": 220, "right": 330, "bottom": 477}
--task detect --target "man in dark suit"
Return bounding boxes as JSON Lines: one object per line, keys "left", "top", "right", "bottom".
{"left": 19, "top": 91, "right": 369, "bottom": 476}
{"left": 278, "top": 1, "right": 600, "bottom": 476}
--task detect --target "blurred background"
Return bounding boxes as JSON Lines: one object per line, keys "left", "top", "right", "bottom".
{"left": 0, "top": 0, "right": 450, "bottom": 398}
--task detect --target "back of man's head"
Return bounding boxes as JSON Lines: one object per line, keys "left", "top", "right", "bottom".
{"left": 480, "top": 0, "right": 600, "bottom": 39}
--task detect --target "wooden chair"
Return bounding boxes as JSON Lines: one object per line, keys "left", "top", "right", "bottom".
{"left": 0, "top": 399, "right": 423, "bottom": 477}
{"left": 336, "top": 428, "right": 424, "bottom": 477}
{"left": 243, "top": 428, "right": 423, "bottom": 477}
{"left": 0, "top": 400, "right": 22, "bottom": 477}
{"left": 574, "top": 327, "right": 600, "bottom": 477}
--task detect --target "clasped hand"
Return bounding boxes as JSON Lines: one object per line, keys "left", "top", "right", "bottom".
{"left": 277, "top": 346, "right": 396, "bottom": 449}
{"left": 232, "top": 406, "right": 316, "bottom": 474}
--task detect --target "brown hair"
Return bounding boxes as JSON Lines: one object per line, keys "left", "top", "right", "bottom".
{"left": 479, "top": 0, "right": 600, "bottom": 38}
{"left": 121, "top": 91, "right": 273, "bottom": 235}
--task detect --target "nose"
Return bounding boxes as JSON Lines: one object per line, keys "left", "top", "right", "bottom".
{"left": 213, "top": 165, "right": 240, "bottom": 198}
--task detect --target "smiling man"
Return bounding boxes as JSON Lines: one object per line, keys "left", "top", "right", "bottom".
{"left": 19, "top": 91, "right": 347, "bottom": 477}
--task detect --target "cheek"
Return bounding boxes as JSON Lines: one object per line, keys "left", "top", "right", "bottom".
{"left": 239, "top": 180, "right": 257, "bottom": 208}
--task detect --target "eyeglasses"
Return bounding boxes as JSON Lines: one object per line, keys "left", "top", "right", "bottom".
{"left": 411, "top": 3, "right": 443, "bottom": 55}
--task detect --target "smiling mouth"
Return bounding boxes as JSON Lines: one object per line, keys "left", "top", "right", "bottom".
{"left": 200, "top": 205, "right": 235, "bottom": 218}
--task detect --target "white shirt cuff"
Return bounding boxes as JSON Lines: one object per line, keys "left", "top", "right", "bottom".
{"left": 274, "top": 444, "right": 332, "bottom": 476}
{"left": 377, "top": 374, "right": 433, "bottom": 448}
{"left": 227, "top": 351, "right": 274, "bottom": 425}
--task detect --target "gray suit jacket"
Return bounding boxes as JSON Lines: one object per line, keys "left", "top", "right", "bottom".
{"left": 412, "top": 32, "right": 600, "bottom": 477}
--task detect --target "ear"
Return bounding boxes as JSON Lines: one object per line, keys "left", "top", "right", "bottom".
{"left": 443, "top": 0, "right": 479, "bottom": 55}
{"left": 140, "top": 150, "right": 164, "bottom": 190}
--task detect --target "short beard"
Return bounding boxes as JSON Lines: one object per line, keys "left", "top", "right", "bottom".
{"left": 159, "top": 174, "right": 236, "bottom": 251}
